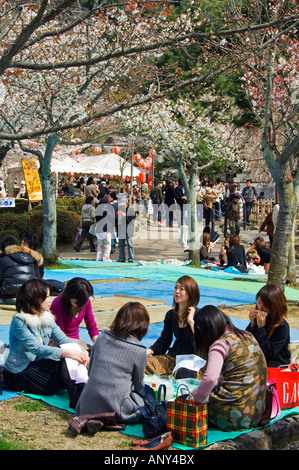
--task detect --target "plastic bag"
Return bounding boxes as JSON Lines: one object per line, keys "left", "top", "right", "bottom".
{"left": 75, "top": 227, "right": 82, "bottom": 241}
{"left": 0, "top": 340, "right": 9, "bottom": 366}
{"left": 178, "top": 224, "right": 189, "bottom": 248}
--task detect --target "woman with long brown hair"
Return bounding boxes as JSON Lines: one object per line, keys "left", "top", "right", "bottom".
{"left": 192, "top": 305, "right": 267, "bottom": 431}
{"left": 145, "top": 275, "right": 200, "bottom": 377}
{"left": 246, "top": 284, "right": 290, "bottom": 366}
{"left": 226, "top": 234, "right": 247, "bottom": 272}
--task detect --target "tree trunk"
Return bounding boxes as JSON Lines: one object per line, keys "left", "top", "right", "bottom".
{"left": 39, "top": 134, "right": 59, "bottom": 265}
{"left": 177, "top": 159, "right": 201, "bottom": 266}
{"left": 262, "top": 49, "right": 298, "bottom": 289}
{"left": 268, "top": 177, "right": 297, "bottom": 289}
{"left": 286, "top": 213, "right": 297, "bottom": 286}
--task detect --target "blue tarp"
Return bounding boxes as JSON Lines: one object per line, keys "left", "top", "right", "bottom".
{"left": 90, "top": 280, "right": 256, "bottom": 307}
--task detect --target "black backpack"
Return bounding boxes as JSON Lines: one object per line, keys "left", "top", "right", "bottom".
{"left": 150, "top": 189, "right": 158, "bottom": 202}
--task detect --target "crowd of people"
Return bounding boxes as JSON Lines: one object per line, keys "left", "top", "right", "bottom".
{"left": 69, "top": 174, "right": 277, "bottom": 271}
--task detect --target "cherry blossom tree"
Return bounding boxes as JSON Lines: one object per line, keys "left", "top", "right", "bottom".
{"left": 240, "top": 9, "right": 298, "bottom": 287}
{"left": 124, "top": 98, "right": 246, "bottom": 264}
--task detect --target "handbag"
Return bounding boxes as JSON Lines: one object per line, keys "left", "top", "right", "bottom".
{"left": 75, "top": 227, "right": 82, "bottom": 241}
{"left": 258, "top": 380, "right": 281, "bottom": 426}
{"left": 132, "top": 384, "right": 167, "bottom": 439}
{"left": 89, "top": 223, "right": 97, "bottom": 236}
{"left": 268, "top": 366, "right": 299, "bottom": 410}
{"left": 167, "top": 384, "right": 208, "bottom": 448}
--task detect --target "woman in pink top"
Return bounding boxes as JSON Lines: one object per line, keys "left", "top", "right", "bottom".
{"left": 188, "top": 305, "right": 267, "bottom": 431}
{"left": 51, "top": 277, "right": 99, "bottom": 351}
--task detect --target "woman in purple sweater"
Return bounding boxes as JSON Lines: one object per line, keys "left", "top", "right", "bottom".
{"left": 51, "top": 277, "right": 99, "bottom": 350}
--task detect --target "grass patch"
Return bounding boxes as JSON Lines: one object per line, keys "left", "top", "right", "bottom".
{"left": 14, "top": 401, "right": 46, "bottom": 412}
{"left": 46, "top": 261, "right": 74, "bottom": 270}
{"left": 0, "top": 435, "right": 28, "bottom": 450}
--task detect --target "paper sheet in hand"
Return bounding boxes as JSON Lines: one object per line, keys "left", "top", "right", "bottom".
{"left": 172, "top": 354, "right": 206, "bottom": 374}
{"left": 60, "top": 343, "right": 88, "bottom": 384}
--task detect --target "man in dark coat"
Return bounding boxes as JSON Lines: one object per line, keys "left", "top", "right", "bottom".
{"left": 0, "top": 235, "right": 43, "bottom": 304}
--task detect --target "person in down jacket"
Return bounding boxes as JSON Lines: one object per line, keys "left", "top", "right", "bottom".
{"left": 0, "top": 235, "right": 43, "bottom": 304}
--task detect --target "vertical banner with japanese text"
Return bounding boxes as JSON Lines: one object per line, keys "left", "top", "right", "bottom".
{"left": 21, "top": 158, "right": 43, "bottom": 201}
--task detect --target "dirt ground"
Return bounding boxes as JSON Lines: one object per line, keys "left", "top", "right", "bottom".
{"left": 1, "top": 302, "right": 298, "bottom": 451}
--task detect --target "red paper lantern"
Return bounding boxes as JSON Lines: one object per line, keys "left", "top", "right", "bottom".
{"left": 114, "top": 145, "right": 120, "bottom": 154}
{"left": 75, "top": 150, "right": 80, "bottom": 155}
{"left": 139, "top": 172, "right": 145, "bottom": 184}
{"left": 93, "top": 146, "right": 101, "bottom": 154}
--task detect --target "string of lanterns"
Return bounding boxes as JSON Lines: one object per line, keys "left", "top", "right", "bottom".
{"left": 134, "top": 148, "right": 155, "bottom": 170}
{"left": 90, "top": 145, "right": 155, "bottom": 185}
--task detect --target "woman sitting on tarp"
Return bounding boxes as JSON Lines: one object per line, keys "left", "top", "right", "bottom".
{"left": 75, "top": 302, "right": 150, "bottom": 424}
{"left": 190, "top": 305, "right": 267, "bottom": 431}
{"left": 145, "top": 275, "right": 200, "bottom": 378}
{"left": 253, "top": 236, "right": 271, "bottom": 273}
{"left": 3, "top": 279, "right": 89, "bottom": 409}
{"left": 226, "top": 234, "right": 247, "bottom": 273}
{"left": 245, "top": 284, "right": 290, "bottom": 367}
{"left": 199, "top": 232, "right": 217, "bottom": 264}
{"left": 51, "top": 277, "right": 99, "bottom": 352}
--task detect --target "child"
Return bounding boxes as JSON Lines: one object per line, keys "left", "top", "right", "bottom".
{"left": 246, "top": 284, "right": 290, "bottom": 366}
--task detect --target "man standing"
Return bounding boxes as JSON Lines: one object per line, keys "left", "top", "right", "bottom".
{"left": 149, "top": 181, "right": 163, "bottom": 224}
{"left": 242, "top": 179, "right": 257, "bottom": 229}
{"left": 228, "top": 194, "right": 241, "bottom": 236}
{"left": 116, "top": 195, "right": 136, "bottom": 263}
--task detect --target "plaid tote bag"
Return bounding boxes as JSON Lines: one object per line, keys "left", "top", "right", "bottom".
{"left": 167, "top": 385, "right": 208, "bottom": 448}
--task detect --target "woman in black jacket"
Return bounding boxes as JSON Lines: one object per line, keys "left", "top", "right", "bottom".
{"left": 226, "top": 234, "right": 247, "bottom": 272}
{"left": 145, "top": 275, "right": 200, "bottom": 377}
{"left": 254, "top": 236, "right": 271, "bottom": 272}
{"left": 246, "top": 284, "right": 290, "bottom": 367}
{"left": 0, "top": 235, "right": 43, "bottom": 304}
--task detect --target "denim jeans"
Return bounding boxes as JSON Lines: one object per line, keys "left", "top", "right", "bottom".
{"left": 153, "top": 202, "right": 162, "bottom": 222}
{"left": 118, "top": 236, "right": 134, "bottom": 262}
{"left": 243, "top": 201, "right": 253, "bottom": 228}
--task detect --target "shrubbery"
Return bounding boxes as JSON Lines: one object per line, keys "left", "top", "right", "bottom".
{"left": 0, "top": 198, "right": 80, "bottom": 245}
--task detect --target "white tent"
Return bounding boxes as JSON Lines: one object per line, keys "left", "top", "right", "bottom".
{"left": 77, "top": 153, "right": 140, "bottom": 177}
{"left": 51, "top": 156, "right": 83, "bottom": 174}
